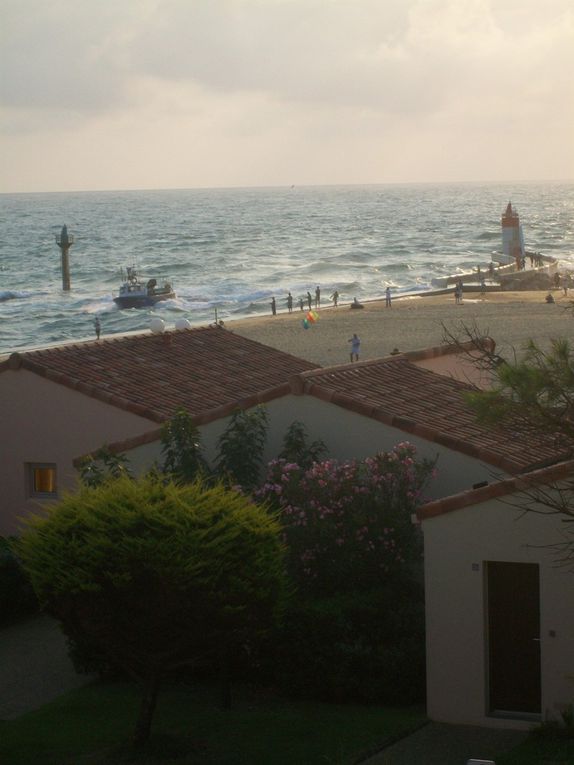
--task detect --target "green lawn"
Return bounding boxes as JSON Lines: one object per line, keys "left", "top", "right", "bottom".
{"left": 496, "top": 731, "right": 574, "bottom": 764}
{"left": 0, "top": 681, "right": 427, "bottom": 764}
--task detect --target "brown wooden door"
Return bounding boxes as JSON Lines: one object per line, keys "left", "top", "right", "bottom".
{"left": 487, "top": 561, "right": 541, "bottom": 714}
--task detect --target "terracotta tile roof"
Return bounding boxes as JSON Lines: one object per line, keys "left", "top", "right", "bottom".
{"left": 1, "top": 328, "right": 318, "bottom": 422}
{"left": 417, "top": 459, "right": 574, "bottom": 521}
{"left": 289, "top": 354, "right": 570, "bottom": 474}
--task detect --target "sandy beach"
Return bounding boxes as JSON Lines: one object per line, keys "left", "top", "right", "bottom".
{"left": 230, "top": 291, "right": 574, "bottom": 368}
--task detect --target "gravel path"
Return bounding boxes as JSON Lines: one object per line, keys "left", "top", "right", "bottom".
{"left": 363, "top": 721, "right": 527, "bottom": 765}
{"left": 0, "top": 615, "right": 92, "bottom": 719}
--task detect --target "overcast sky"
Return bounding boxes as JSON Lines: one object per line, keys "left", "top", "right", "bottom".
{"left": 1, "top": 0, "right": 573, "bottom": 193}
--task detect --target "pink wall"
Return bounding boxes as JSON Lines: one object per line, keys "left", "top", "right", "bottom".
{"left": 0, "top": 369, "right": 155, "bottom": 535}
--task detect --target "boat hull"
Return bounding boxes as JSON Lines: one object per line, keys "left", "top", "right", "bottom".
{"left": 113, "top": 291, "right": 175, "bottom": 309}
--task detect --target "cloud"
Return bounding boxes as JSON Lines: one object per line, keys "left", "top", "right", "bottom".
{"left": 4, "top": 0, "right": 572, "bottom": 119}
{"left": 1, "top": 0, "right": 573, "bottom": 190}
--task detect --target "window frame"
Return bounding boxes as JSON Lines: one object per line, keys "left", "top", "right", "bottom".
{"left": 27, "top": 463, "right": 58, "bottom": 499}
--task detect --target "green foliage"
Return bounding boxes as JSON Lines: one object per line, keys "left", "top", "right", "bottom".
{"left": 76, "top": 447, "right": 131, "bottom": 488}
{"left": 16, "top": 475, "right": 287, "bottom": 746}
{"left": 160, "top": 408, "right": 208, "bottom": 484}
{"left": 0, "top": 537, "right": 37, "bottom": 624}
{"left": 215, "top": 406, "right": 269, "bottom": 491}
{"left": 259, "top": 443, "right": 433, "bottom": 596}
{"left": 465, "top": 336, "right": 574, "bottom": 569}
{"left": 278, "top": 420, "right": 327, "bottom": 468}
{"left": 256, "top": 443, "right": 431, "bottom": 704}
{"left": 273, "top": 581, "right": 426, "bottom": 705}
{"left": 466, "top": 338, "right": 574, "bottom": 442}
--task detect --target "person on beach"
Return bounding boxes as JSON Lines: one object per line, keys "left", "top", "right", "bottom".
{"left": 315, "top": 285, "right": 321, "bottom": 308}
{"left": 331, "top": 290, "right": 339, "bottom": 307}
{"left": 455, "top": 280, "right": 463, "bottom": 305}
{"left": 287, "top": 292, "right": 293, "bottom": 313}
{"left": 348, "top": 333, "right": 360, "bottom": 362}
{"left": 94, "top": 316, "right": 101, "bottom": 340}
{"left": 350, "top": 297, "right": 364, "bottom": 309}
{"left": 271, "top": 297, "right": 277, "bottom": 316}
{"left": 385, "top": 286, "right": 392, "bottom": 308}
{"left": 307, "top": 291, "right": 312, "bottom": 310}
{"left": 545, "top": 292, "right": 555, "bottom": 304}
{"left": 299, "top": 297, "right": 304, "bottom": 311}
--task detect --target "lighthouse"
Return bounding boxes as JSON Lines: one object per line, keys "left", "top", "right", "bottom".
{"left": 501, "top": 202, "right": 525, "bottom": 267}
{"left": 55, "top": 224, "right": 74, "bottom": 291}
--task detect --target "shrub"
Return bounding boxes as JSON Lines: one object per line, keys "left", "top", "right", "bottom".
{"left": 16, "top": 475, "right": 287, "bottom": 748}
{"left": 256, "top": 442, "right": 434, "bottom": 703}
{"left": 0, "top": 537, "right": 38, "bottom": 624}
{"left": 258, "top": 442, "right": 434, "bottom": 596}
{"left": 216, "top": 406, "right": 269, "bottom": 491}
{"left": 278, "top": 421, "right": 327, "bottom": 469}
{"left": 274, "top": 581, "right": 426, "bottom": 704}
{"left": 160, "top": 408, "right": 208, "bottom": 484}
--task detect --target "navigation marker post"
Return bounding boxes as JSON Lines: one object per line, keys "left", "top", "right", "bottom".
{"left": 55, "top": 224, "right": 74, "bottom": 291}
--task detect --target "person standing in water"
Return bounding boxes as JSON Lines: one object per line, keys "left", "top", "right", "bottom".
{"left": 271, "top": 297, "right": 277, "bottom": 316}
{"left": 287, "top": 292, "right": 293, "bottom": 313}
{"left": 385, "top": 287, "right": 392, "bottom": 308}
{"left": 94, "top": 316, "right": 101, "bottom": 340}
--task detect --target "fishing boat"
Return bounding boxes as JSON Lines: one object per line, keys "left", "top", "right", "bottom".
{"left": 114, "top": 266, "right": 175, "bottom": 309}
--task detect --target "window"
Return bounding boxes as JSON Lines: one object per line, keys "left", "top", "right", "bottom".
{"left": 28, "top": 463, "right": 57, "bottom": 498}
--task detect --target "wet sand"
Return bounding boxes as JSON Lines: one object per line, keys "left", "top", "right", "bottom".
{"left": 229, "top": 290, "right": 574, "bottom": 367}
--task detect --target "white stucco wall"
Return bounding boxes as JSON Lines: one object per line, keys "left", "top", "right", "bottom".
{"left": 123, "top": 394, "right": 499, "bottom": 499}
{"left": 0, "top": 369, "right": 155, "bottom": 535}
{"left": 422, "top": 499, "right": 574, "bottom": 729}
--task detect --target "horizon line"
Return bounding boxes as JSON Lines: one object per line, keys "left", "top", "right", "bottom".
{"left": 2, "top": 178, "right": 574, "bottom": 196}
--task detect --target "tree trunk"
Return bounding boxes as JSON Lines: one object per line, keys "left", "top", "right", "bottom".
{"left": 220, "top": 650, "right": 232, "bottom": 709}
{"left": 133, "top": 674, "right": 160, "bottom": 750}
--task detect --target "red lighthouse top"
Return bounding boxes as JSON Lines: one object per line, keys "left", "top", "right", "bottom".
{"left": 502, "top": 201, "right": 519, "bottom": 227}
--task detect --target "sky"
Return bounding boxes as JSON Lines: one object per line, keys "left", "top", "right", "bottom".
{"left": 1, "top": 0, "right": 573, "bottom": 193}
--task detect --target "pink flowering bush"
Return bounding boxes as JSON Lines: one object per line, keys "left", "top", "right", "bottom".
{"left": 257, "top": 442, "right": 434, "bottom": 596}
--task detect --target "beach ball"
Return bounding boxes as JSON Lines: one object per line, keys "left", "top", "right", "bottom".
{"left": 150, "top": 317, "right": 166, "bottom": 334}
{"left": 175, "top": 318, "right": 192, "bottom": 330}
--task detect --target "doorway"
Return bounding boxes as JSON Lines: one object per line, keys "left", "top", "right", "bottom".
{"left": 486, "top": 561, "right": 541, "bottom": 715}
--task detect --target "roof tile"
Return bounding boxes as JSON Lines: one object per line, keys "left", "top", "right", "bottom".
{"left": 8, "top": 327, "right": 317, "bottom": 422}
{"left": 294, "top": 355, "right": 570, "bottom": 473}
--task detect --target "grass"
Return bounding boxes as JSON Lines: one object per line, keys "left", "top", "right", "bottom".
{"left": 497, "top": 730, "right": 574, "bottom": 764}
{"left": 0, "top": 680, "right": 427, "bottom": 764}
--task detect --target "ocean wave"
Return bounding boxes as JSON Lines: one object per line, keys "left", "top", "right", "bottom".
{"left": 1, "top": 183, "right": 573, "bottom": 353}
{"left": 376, "top": 262, "right": 413, "bottom": 272}
{"left": 0, "top": 290, "right": 35, "bottom": 302}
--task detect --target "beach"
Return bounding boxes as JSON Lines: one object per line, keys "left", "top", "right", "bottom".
{"left": 231, "top": 291, "right": 574, "bottom": 368}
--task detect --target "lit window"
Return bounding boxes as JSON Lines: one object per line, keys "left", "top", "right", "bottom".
{"left": 28, "top": 464, "right": 57, "bottom": 497}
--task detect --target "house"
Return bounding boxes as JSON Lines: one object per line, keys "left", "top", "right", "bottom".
{"left": 0, "top": 327, "right": 317, "bottom": 535}
{"left": 103, "top": 340, "right": 568, "bottom": 502}
{"left": 418, "top": 460, "right": 574, "bottom": 729}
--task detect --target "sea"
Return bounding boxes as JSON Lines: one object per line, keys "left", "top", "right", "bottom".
{"left": 0, "top": 182, "right": 573, "bottom": 354}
